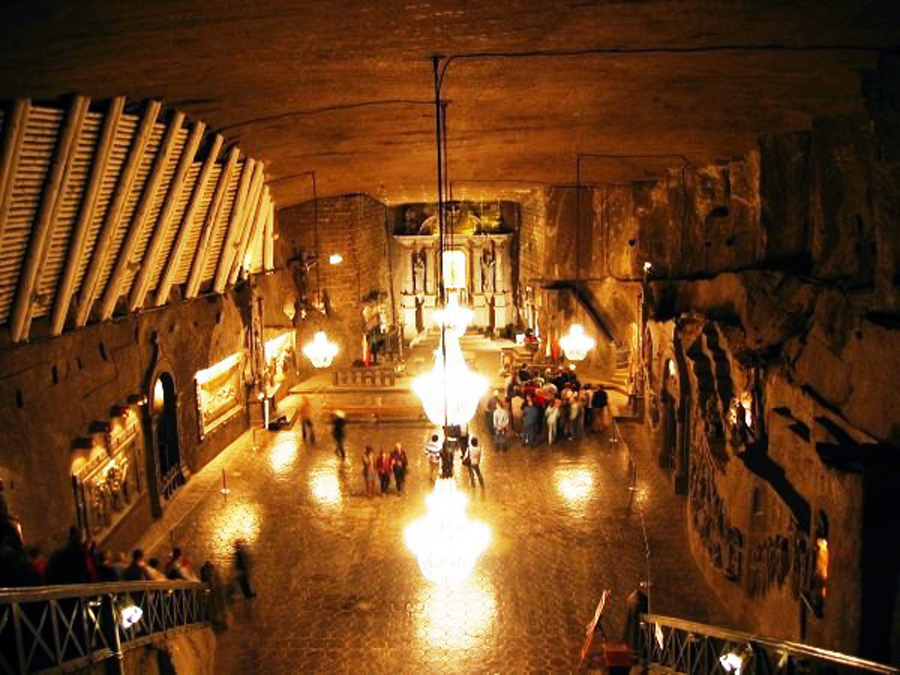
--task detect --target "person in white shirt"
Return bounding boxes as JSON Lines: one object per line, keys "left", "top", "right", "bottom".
{"left": 463, "top": 436, "right": 484, "bottom": 488}
{"left": 492, "top": 402, "right": 510, "bottom": 451}
{"left": 424, "top": 432, "right": 442, "bottom": 483}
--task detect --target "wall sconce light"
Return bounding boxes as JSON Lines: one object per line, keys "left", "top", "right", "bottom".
{"left": 329, "top": 254, "right": 343, "bottom": 265}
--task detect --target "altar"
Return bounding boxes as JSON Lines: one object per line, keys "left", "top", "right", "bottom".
{"left": 392, "top": 232, "right": 514, "bottom": 335}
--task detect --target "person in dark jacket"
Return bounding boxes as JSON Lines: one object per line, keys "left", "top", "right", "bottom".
{"left": 123, "top": 549, "right": 152, "bottom": 581}
{"left": 45, "top": 527, "right": 92, "bottom": 585}
{"left": 390, "top": 443, "right": 409, "bottom": 493}
{"left": 332, "top": 411, "right": 347, "bottom": 459}
{"left": 232, "top": 539, "right": 256, "bottom": 599}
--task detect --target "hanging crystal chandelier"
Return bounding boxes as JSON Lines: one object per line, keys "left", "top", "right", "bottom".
{"left": 405, "top": 478, "right": 491, "bottom": 585}
{"left": 302, "top": 331, "right": 338, "bottom": 368}
{"left": 413, "top": 335, "right": 487, "bottom": 426}
{"left": 433, "top": 293, "right": 473, "bottom": 337}
{"left": 559, "top": 324, "right": 595, "bottom": 362}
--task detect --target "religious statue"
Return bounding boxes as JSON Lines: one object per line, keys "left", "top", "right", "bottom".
{"left": 481, "top": 244, "right": 496, "bottom": 294}
{"left": 412, "top": 249, "right": 426, "bottom": 294}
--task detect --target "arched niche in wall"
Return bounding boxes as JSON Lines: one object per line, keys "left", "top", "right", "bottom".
{"left": 143, "top": 336, "right": 185, "bottom": 515}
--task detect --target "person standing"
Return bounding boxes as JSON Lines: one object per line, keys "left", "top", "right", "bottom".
{"left": 581, "top": 384, "right": 594, "bottom": 431}
{"left": 376, "top": 450, "right": 392, "bottom": 495}
{"left": 123, "top": 549, "right": 151, "bottom": 581}
{"left": 332, "top": 410, "right": 347, "bottom": 459}
{"left": 510, "top": 388, "right": 524, "bottom": 434}
{"left": 425, "top": 433, "right": 442, "bottom": 483}
{"left": 522, "top": 396, "right": 541, "bottom": 446}
{"left": 482, "top": 392, "right": 497, "bottom": 437}
{"left": 362, "top": 446, "right": 377, "bottom": 497}
{"left": 592, "top": 386, "right": 609, "bottom": 433}
{"left": 546, "top": 399, "right": 561, "bottom": 444}
{"left": 569, "top": 391, "right": 583, "bottom": 440}
{"left": 463, "top": 436, "right": 485, "bottom": 489}
{"left": 232, "top": 539, "right": 256, "bottom": 599}
{"left": 493, "top": 401, "right": 510, "bottom": 451}
{"left": 390, "top": 443, "right": 408, "bottom": 493}
{"left": 298, "top": 394, "right": 315, "bottom": 445}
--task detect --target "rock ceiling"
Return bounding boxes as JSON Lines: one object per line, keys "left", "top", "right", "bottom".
{"left": 1, "top": 1, "right": 899, "bottom": 205}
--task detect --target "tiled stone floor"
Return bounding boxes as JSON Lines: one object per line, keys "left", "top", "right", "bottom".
{"left": 144, "top": 407, "right": 733, "bottom": 672}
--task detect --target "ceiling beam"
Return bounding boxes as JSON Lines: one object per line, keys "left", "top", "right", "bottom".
{"left": 153, "top": 133, "right": 223, "bottom": 307}
{"left": 263, "top": 191, "right": 274, "bottom": 271}
{"left": 10, "top": 96, "right": 90, "bottom": 342}
{"left": 226, "top": 163, "right": 265, "bottom": 288}
{"left": 185, "top": 145, "right": 239, "bottom": 299}
{"left": 99, "top": 111, "right": 185, "bottom": 320}
{"left": 234, "top": 185, "right": 269, "bottom": 283}
{"left": 75, "top": 100, "right": 162, "bottom": 327}
{"left": 0, "top": 100, "right": 30, "bottom": 251}
{"left": 212, "top": 158, "right": 256, "bottom": 293}
{"left": 128, "top": 119, "right": 205, "bottom": 312}
{"left": 50, "top": 97, "right": 125, "bottom": 336}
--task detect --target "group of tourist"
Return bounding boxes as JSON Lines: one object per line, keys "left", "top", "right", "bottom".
{"left": 485, "top": 363, "right": 612, "bottom": 448}
{"left": 0, "top": 493, "right": 256, "bottom": 606}
{"left": 361, "top": 443, "right": 409, "bottom": 497}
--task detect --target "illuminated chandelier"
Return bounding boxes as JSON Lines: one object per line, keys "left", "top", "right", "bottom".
{"left": 302, "top": 331, "right": 338, "bottom": 368}
{"left": 413, "top": 334, "right": 487, "bottom": 426}
{"left": 405, "top": 479, "right": 491, "bottom": 585}
{"left": 433, "top": 293, "right": 473, "bottom": 338}
{"left": 559, "top": 324, "right": 595, "bottom": 361}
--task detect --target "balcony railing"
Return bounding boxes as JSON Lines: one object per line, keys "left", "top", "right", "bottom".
{"left": 640, "top": 613, "right": 899, "bottom": 675}
{"left": 0, "top": 580, "right": 209, "bottom": 674}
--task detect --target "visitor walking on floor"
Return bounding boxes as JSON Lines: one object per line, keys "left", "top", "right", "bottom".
{"left": 391, "top": 443, "right": 408, "bottom": 493}
{"left": 463, "top": 436, "right": 485, "bottom": 489}
{"left": 332, "top": 410, "right": 347, "bottom": 459}
{"left": 298, "top": 394, "right": 315, "bottom": 445}
{"left": 376, "top": 450, "right": 392, "bottom": 495}
{"left": 232, "top": 539, "right": 256, "bottom": 599}
{"left": 362, "top": 446, "right": 377, "bottom": 497}
{"left": 425, "top": 433, "right": 442, "bottom": 483}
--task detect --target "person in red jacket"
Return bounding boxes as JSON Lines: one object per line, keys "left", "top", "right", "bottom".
{"left": 376, "top": 450, "right": 392, "bottom": 495}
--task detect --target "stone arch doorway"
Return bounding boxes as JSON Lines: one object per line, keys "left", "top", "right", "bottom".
{"left": 151, "top": 372, "right": 184, "bottom": 502}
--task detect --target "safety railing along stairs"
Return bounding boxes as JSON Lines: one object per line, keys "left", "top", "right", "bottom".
{"left": 640, "top": 614, "right": 899, "bottom": 675}
{"left": 0, "top": 580, "right": 210, "bottom": 674}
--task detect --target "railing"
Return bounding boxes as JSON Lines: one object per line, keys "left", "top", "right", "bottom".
{"left": 640, "top": 614, "right": 899, "bottom": 675}
{"left": 332, "top": 366, "right": 396, "bottom": 388}
{"left": 0, "top": 580, "right": 209, "bottom": 674}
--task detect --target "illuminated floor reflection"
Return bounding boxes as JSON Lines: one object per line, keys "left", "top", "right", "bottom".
{"left": 413, "top": 577, "right": 497, "bottom": 653}
{"left": 554, "top": 466, "right": 596, "bottom": 513}
{"left": 268, "top": 434, "right": 298, "bottom": 475}
{"left": 309, "top": 468, "right": 342, "bottom": 508}
{"left": 210, "top": 501, "right": 260, "bottom": 557}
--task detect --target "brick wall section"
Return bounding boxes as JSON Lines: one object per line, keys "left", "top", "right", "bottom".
{"left": 0, "top": 289, "right": 250, "bottom": 551}
{"left": 518, "top": 189, "right": 547, "bottom": 283}
{"left": 278, "top": 194, "right": 391, "bottom": 361}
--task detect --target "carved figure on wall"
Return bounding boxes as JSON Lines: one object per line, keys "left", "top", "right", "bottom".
{"left": 481, "top": 243, "right": 496, "bottom": 294}
{"left": 412, "top": 249, "right": 426, "bottom": 294}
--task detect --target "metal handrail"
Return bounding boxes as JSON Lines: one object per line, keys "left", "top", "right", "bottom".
{"left": 641, "top": 613, "right": 899, "bottom": 675}
{"left": 0, "top": 580, "right": 210, "bottom": 674}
